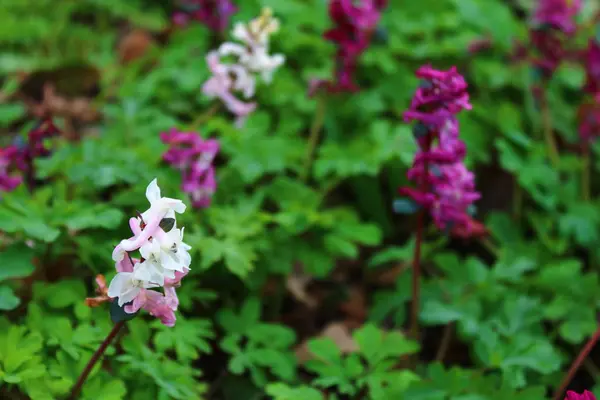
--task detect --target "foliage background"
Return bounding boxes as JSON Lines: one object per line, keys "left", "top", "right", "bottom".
{"left": 1, "top": 0, "right": 600, "bottom": 399}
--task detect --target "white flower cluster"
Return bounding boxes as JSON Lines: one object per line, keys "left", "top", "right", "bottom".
{"left": 107, "top": 179, "right": 191, "bottom": 318}
{"left": 202, "top": 7, "right": 285, "bottom": 125}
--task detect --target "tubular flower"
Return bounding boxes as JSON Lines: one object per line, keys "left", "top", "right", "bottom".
{"left": 173, "top": 0, "right": 237, "bottom": 32}
{"left": 565, "top": 391, "right": 597, "bottom": 400}
{"left": 529, "top": 0, "right": 581, "bottom": 77}
{"left": 105, "top": 179, "right": 191, "bottom": 327}
{"left": 160, "top": 128, "right": 220, "bottom": 208}
{"left": 398, "top": 66, "right": 480, "bottom": 236}
{"left": 202, "top": 8, "right": 284, "bottom": 126}
{"left": 312, "top": 0, "right": 388, "bottom": 94}
{"left": 0, "top": 118, "right": 60, "bottom": 193}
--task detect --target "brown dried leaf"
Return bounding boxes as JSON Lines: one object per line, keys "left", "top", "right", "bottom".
{"left": 286, "top": 263, "right": 318, "bottom": 309}
{"left": 295, "top": 322, "right": 358, "bottom": 364}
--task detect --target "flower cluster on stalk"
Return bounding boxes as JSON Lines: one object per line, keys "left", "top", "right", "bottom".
{"left": 529, "top": 0, "right": 581, "bottom": 78}
{"left": 398, "top": 66, "right": 482, "bottom": 236}
{"left": 312, "top": 0, "right": 387, "bottom": 94}
{"left": 0, "top": 118, "right": 60, "bottom": 192}
{"left": 88, "top": 179, "right": 192, "bottom": 327}
{"left": 173, "top": 0, "right": 237, "bottom": 32}
{"left": 202, "top": 8, "right": 285, "bottom": 126}
{"left": 161, "top": 128, "right": 220, "bottom": 208}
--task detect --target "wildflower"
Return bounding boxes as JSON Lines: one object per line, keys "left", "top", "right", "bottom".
{"left": 173, "top": 0, "right": 237, "bottom": 32}
{"left": 202, "top": 8, "right": 284, "bottom": 126}
{"left": 112, "top": 179, "right": 186, "bottom": 261}
{"left": 584, "top": 39, "right": 600, "bottom": 95}
{"left": 398, "top": 66, "right": 480, "bottom": 235}
{"left": 0, "top": 118, "right": 60, "bottom": 193}
{"left": 565, "top": 391, "right": 597, "bottom": 400}
{"left": 313, "top": 0, "right": 387, "bottom": 93}
{"left": 529, "top": 0, "right": 581, "bottom": 77}
{"left": 578, "top": 39, "right": 600, "bottom": 143}
{"left": 160, "top": 129, "right": 220, "bottom": 208}
{"left": 578, "top": 101, "right": 600, "bottom": 143}
{"left": 532, "top": 0, "right": 581, "bottom": 34}
{"left": 0, "top": 146, "right": 23, "bottom": 192}
{"left": 202, "top": 52, "right": 257, "bottom": 126}
{"left": 105, "top": 179, "right": 191, "bottom": 326}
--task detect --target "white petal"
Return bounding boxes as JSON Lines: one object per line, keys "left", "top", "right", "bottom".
{"left": 146, "top": 178, "right": 161, "bottom": 204}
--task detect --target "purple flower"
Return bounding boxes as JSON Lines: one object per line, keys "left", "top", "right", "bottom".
{"left": 0, "top": 146, "right": 23, "bottom": 192}
{"left": 584, "top": 39, "right": 600, "bottom": 95}
{"left": 529, "top": 0, "right": 581, "bottom": 77}
{"left": 565, "top": 391, "right": 597, "bottom": 400}
{"left": 578, "top": 101, "right": 600, "bottom": 143}
{"left": 0, "top": 118, "right": 60, "bottom": 193}
{"left": 160, "top": 129, "right": 220, "bottom": 209}
{"left": 315, "top": 0, "right": 387, "bottom": 94}
{"left": 173, "top": 0, "right": 237, "bottom": 33}
{"left": 398, "top": 66, "right": 480, "bottom": 235}
{"left": 532, "top": 0, "right": 581, "bottom": 34}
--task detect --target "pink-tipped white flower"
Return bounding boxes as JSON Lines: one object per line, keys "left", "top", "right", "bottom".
{"left": 202, "top": 7, "right": 285, "bottom": 125}
{"left": 106, "top": 179, "right": 191, "bottom": 327}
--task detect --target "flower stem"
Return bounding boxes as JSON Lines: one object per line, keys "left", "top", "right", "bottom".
{"left": 302, "top": 96, "right": 327, "bottom": 182}
{"left": 582, "top": 144, "right": 591, "bottom": 202}
{"left": 187, "top": 103, "right": 220, "bottom": 131}
{"left": 552, "top": 325, "right": 600, "bottom": 400}
{"left": 435, "top": 322, "right": 453, "bottom": 362}
{"left": 540, "top": 90, "right": 560, "bottom": 168}
{"left": 69, "top": 321, "right": 125, "bottom": 399}
{"left": 410, "top": 156, "right": 429, "bottom": 341}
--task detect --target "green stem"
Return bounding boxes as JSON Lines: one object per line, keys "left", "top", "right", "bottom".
{"left": 540, "top": 91, "right": 560, "bottom": 168}
{"left": 186, "top": 103, "right": 221, "bottom": 131}
{"left": 512, "top": 176, "right": 522, "bottom": 221}
{"left": 302, "top": 97, "right": 327, "bottom": 182}
{"left": 582, "top": 144, "right": 591, "bottom": 202}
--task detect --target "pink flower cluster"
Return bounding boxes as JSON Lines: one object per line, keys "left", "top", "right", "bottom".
{"left": 530, "top": 0, "right": 581, "bottom": 77}
{"left": 173, "top": 0, "right": 237, "bottom": 32}
{"left": 116, "top": 256, "right": 187, "bottom": 327}
{"left": 313, "top": 0, "right": 387, "bottom": 93}
{"left": 0, "top": 118, "right": 59, "bottom": 192}
{"left": 399, "top": 66, "right": 480, "bottom": 234}
{"left": 565, "top": 391, "right": 597, "bottom": 400}
{"left": 161, "top": 129, "right": 220, "bottom": 208}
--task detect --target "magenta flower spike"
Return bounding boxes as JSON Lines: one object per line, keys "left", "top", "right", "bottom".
{"left": 160, "top": 128, "right": 220, "bottom": 209}
{"left": 529, "top": 0, "right": 581, "bottom": 77}
{"left": 398, "top": 65, "right": 480, "bottom": 236}
{"left": 565, "top": 391, "right": 597, "bottom": 400}
{"left": 314, "top": 0, "right": 387, "bottom": 94}
{"left": 173, "top": 0, "right": 237, "bottom": 32}
{"left": 532, "top": 0, "right": 581, "bottom": 34}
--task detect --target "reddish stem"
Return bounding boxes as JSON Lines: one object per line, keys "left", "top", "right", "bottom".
{"left": 69, "top": 321, "right": 125, "bottom": 399}
{"left": 410, "top": 156, "right": 429, "bottom": 341}
{"left": 552, "top": 325, "right": 600, "bottom": 400}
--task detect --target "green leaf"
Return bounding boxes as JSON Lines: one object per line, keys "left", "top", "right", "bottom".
{"left": 0, "top": 243, "right": 35, "bottom": 282}
{"left": 0, "top": 285, "right": 20, "bottom": 310}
